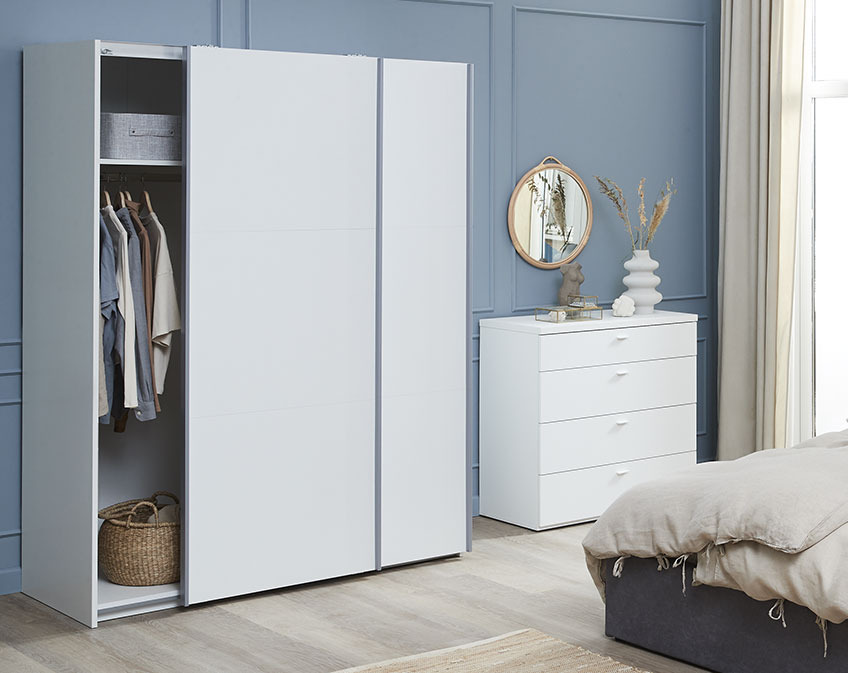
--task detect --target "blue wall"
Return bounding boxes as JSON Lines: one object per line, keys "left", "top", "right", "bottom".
{"left": 0, "top": 0, "right": 720, "bottom": 595}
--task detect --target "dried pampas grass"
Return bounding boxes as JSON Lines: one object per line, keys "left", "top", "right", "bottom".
{"left": 595, "top": 177, "right": 634, "bottom": 250}
{"left": 594, "top": 176, "right": 677, "bottom": 250}
{"left": 646, "top": 179, "right": 675, "bottom": 246}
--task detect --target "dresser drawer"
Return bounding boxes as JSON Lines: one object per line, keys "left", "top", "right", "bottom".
{"left": 539, "top": 321, "right": 696, "bottom": 371}
{"left": 539, "top": 356, "right": 696, "bottom": 423}
{"left": 539, "top": 404, "right": 696, "bottom": 474}
{"left": 538, "top": 452, "right": 695, "bottom": 527}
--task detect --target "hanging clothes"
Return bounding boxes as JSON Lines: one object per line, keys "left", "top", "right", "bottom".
{"left": 125, "top": 200, "right": 161, "bottom": 414}
{"left": 115, "top": 206, "right": 157, "bottom": 422}
{"left": 141, "top": 210, "right": 181, "bottom": 395}
{"left": 101, "top": 205, "right": 137, "bottom": 414}
{"left": 98, "top": 318, "right": 107, "bottom": 417}
{"left": 98, "top": 214, "right": 120, "bottom": 423}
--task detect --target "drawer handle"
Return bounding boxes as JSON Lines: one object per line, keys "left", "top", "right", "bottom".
{"left": 615, "top": 370, "right": 629, "bottom": 376}
{"left": 615, "top": 419, "right": 629, "bottom": 426}
{"left": 615, "top": 334, "right": 629, "bottom": 341}
{"left": 616, "top": 469, "right": 630, "bottom": 476}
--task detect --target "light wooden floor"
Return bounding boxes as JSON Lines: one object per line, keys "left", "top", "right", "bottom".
{"left": 0, "top": 518, "right": 706, "bottom": 673}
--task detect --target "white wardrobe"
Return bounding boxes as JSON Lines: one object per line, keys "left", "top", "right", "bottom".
{"left": 21, "top": 40, "right": 470, "bottom": 627}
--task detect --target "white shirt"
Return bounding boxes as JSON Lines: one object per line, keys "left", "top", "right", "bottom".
{"left": 142, "top": 211, "right": 181, "bottom": 395}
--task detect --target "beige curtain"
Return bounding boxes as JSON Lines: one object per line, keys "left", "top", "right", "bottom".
{"left": 717, "top": 0, "right": 806, "bottom": 460}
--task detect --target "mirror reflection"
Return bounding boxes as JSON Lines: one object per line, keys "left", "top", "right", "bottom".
{"left": 508, "top": 158, "right": 592, "bottom": 269}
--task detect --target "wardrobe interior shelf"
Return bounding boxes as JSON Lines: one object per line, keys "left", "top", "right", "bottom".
{"left": 97, "top": 576, "right": 181, "bottom": 621}
{"left": 100, "top": 158, "right": 183, "bottom": 167}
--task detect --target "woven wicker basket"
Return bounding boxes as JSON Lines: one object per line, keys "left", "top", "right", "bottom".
{"left": 98, "top": 491, "right": 180, "bottom": 586}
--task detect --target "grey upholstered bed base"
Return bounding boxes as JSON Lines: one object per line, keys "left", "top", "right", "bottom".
{"left": 604, "top": 557, "right": 846, "bottom": 672}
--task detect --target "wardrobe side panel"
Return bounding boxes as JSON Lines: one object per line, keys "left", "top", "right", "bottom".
{"left": 22, "top": 41, "right": 99, "bottom": 627}
{"left": 186, "top": 47, "right": 377, "bottom": 604}
{"left": 380, "top": 59, "right": 469, "bottom": 567}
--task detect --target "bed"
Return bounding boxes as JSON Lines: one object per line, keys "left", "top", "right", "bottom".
{"left": 603, "top": 556, "right": 848, "bottom": 672}
{"left": 583, "top": 430, "right": 848, "bottom": 673}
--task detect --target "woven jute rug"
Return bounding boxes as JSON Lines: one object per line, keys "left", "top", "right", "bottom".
{"left": 333, "top": 629, "right": 651, "bottom": 673}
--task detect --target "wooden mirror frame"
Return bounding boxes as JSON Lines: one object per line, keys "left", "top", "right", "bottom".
{"left": 507, "top": 156, "right": 593, "bottom": 270}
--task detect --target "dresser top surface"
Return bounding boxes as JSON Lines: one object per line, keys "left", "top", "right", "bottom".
{"left": 479, "top": 310, "right": 698, "bottom": 335}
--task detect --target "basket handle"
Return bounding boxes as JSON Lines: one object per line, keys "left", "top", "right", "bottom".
{"left": 150, "top": 491, "right": 180, "bottom": 506}
{"left": 126, "top": 500, "right": 159, "bottom": 527}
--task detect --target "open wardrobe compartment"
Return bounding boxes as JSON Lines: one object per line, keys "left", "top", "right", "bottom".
{"left": 21, "top": 40, "right": 471, "bottom": 627}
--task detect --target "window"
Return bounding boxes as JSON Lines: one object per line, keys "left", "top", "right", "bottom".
{"left": 807, "top": 0, "right": 848, "bottom": 434}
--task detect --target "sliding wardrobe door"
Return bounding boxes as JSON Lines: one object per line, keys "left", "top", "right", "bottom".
{"left": 186, "top": 47, "right": 377, "bottom": 604}
{"left": 380, "top": 59, "right": 469, "bottom": 566}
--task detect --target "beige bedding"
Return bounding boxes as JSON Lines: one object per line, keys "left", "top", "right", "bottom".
{"left": 697, "top": 529, "right": 848, "bottom": 624}
{"left": 583, "top": 430, "right": 848, "bottom": 624}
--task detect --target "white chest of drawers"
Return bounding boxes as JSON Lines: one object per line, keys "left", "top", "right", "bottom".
{"left": 479, "top": 310, "right": 698, "bottom": 530}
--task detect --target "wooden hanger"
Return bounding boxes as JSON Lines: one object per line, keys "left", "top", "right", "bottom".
{"left": 101, "top": 189, "right": 111, "bottom": 208}
{"left": 143, "top": 190, "right": 154, "bottom": 215}
{"left": 116, "top": 175, "right": 127, "bottom": 208}
{"left": 140, "top": 176, "right": 154, "bottom": 214}
{"left": 122, "top": 189, "right": 144, "bottom": 233}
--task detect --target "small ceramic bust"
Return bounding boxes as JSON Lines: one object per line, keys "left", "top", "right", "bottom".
{"left": 558, "top": 263, "right": 584, "bottom": 306}
{"left": 612, "top": 293, "right": 636, "bottom": 317}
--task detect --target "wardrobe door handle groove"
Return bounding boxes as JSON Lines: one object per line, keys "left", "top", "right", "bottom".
{"left": 615, "top": 419, "right": 629, "bottom": 426}
{"left": 615, "top": 370, "right": 629, "bottom": 377}
{"left": 615, "top": 334, "right": 629, "bottom": 341}
{"left": 616, "top": 469, "right": 630, "bottom": 476}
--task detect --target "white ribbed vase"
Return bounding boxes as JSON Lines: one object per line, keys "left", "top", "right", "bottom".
{"left": 622, "top": 249, "right": 662, "bottom": 314}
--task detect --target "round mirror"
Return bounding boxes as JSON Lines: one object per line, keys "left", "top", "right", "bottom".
{"left": 507, "top": 157, "right": 593, "bottom": 269}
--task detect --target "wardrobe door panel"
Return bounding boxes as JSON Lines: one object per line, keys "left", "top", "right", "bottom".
{"left": 186, "top": 47, "right": 377, "bottom": 604}
{"left": 381, "top": 390, "right": 467, "bottom": 565}
{"left": 380, "top": 59, "right": 469, "bottom": 567}
{"left": 189, "top": 230, "right": 376, "bottom": 416}
{"left": 22, "top": 40, "right": 99, "bottom": 628}
{"left": 188, "top": 403, "right": 375, "bottom": 599}
{"left": 381, "top": 227, "right": 467, "bottom": 397}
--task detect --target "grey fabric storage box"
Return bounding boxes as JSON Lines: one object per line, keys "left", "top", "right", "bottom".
{"left": 101, "top": 113, "right": 182, "bottom": 162}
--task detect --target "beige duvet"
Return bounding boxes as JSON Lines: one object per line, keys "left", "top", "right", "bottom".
{"left": 582, "top": 430, "right": 848, "bottom": 624}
